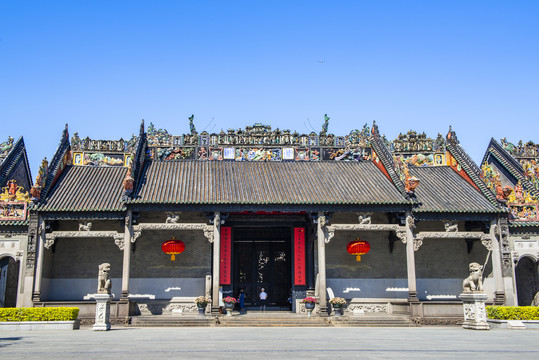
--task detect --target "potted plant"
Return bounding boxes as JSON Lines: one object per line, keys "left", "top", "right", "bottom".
{"left": 302, "top": 297, "right": 317, "bottom": 317}
{"left": 329, "top": 297, "right": 347, "bottom": 316}
{"left": 223, "top": 296, "right": 237, "bottom": 316}
{"left": 194, "top": 296, "right": 210, "bottom": 316}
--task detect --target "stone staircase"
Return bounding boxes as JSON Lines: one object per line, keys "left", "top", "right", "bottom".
{"left": 129, "top": 312, "right": 417, "bottom": 327}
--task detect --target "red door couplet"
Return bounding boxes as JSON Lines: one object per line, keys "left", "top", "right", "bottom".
{"left": 294, "top": 227, "right": 306, "bottom": 285}
{"left": 220, "top": 227, "right": 232, "bottom": 285}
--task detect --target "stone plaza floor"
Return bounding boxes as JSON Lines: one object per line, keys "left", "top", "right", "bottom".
{"left": 1, "top": 326, "right": 538, "bottom": 359}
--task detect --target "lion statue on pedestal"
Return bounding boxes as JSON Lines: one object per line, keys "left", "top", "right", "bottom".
{"left": 462, "top": 262, "right": 483, "bottom": 293}
{"left": 97, "top": 263, "right": 112, "bottom": 294}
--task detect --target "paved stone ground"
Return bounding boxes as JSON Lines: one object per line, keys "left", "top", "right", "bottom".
{"left": 1, "top": 326, "right": 538, "bottom": 359}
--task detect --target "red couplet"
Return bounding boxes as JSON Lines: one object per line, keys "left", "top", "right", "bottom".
{"left": 220, "top": 227, "right": 232, "bottom": 284}
{"left": 294, "top": 227, "right": 306, "bottom": 285}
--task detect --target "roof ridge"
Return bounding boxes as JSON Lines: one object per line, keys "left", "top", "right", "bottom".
{"left": 369, "top": 121, "right": 409, "bottom": 200}
{"left": 40, "top": 124, "right": 71, "bottom": 202}
{"left": 445, "top": 126, "right": 500, "bottom": 208}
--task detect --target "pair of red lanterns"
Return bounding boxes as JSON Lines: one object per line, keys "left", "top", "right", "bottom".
{"left": 162, "top": 237, "right": 370, "bottom": 262}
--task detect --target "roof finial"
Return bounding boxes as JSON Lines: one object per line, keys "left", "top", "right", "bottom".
{"left": 321, "top": 114, "right": 330, "bottom": 135}
{"left": 189, "top": 114, "right": 197, "bottom": 135}
{"left": 371, "top": 120, "right": 379, "bottom": 136}
{"left": 446, "top": 125, "right": 458, "bottom": 143}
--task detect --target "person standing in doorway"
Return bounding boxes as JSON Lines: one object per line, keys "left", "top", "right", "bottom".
{"left": 238, "top": 288, "right": 245, "bottom": 314}
{"left": 259, "top": 288, "right": 268, "bottom": 312}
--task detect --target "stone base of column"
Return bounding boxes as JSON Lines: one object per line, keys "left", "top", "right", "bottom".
{"left": 317, "top": 305, "right": 329, "bottom": 317}
{"left": 494, "top": 291, "right": 505, "bottom": 305}
{"left": 32, "top": 291, "right": 41, "bottom": 303}
{"left": 211, "top": 306, "right": 221, "bottom": 315}
{"left": 407, "top": 291, "right": 419, "bottom": 302}
{"left": 459, "top": 293, "right": 490, "bottom": 330}
{"left": 93, "top": 294, "right": 113, "bottom": 331}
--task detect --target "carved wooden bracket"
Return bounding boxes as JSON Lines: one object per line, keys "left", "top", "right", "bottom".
{"left": 480, "top": 235, "right": 493, "bottom": 251}
{"left": 323, "top": 227, "right": 335, "bottom": 244}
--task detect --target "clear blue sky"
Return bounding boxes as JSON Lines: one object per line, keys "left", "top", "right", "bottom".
{"left": 1, "top": 1, "right": 538, "bottom": 177}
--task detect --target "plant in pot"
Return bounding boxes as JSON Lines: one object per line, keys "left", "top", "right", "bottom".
{"left": 329, "top": 297, "right": 347, "bottom": 316}
{"left": 302, "top": 297, "right": 317, "bottom": 317}
{"left": 223, "top": 296, "right": 237, "bottom": 317}
{"left": 194, "top": 296, "right": 210, "bottom": 316}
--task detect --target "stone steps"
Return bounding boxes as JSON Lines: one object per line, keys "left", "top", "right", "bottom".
{"left": 129, "top": 313, "right": 417, "bottom": 327}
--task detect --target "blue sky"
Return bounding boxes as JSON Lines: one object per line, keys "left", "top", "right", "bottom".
{"left": 1, "top": 1, "right": 538, "bottom": 176}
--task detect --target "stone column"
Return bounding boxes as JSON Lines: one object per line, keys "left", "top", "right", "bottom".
{"left": 490, "top": 218, "right": 505, "bottom": 305}
{"left": 316, "top": 212, "right": 328, "bottom": 316}
{"left": 121, "top": 210, "right": 133, "bottom": 299}
{"left": 15, "top": 251, "right": 25, "bottom": 308}
{"left": 405, "top": 213, "right": 419, "bottom": 302}
{"left": 32, "top": 217, "right": 45, "bottom": 302}
{"left": 211, "top": 212, "right": 221, "bottom": 313}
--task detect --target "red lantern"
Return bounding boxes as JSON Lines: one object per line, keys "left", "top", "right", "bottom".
{"left": 161, "top": 238, "right": 185, "bottom": 261}
{"left": 347, "top": 239, "right": 370, "bottom": 261}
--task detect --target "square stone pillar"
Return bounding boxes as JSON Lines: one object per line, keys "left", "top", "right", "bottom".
{"left": 121, "top": 211, "right": 132, "bottom": 300}
{"left": 32, "top": 218, "right": 45, "bottom": 303}
{"left": 316, "top": 212, "right": 328, "bottom": 316}
{"left": 211, "top": 212, "right": 221, "bottom": 314}
{"left": 405, "top": 213, "right": 419, "bottom": 302}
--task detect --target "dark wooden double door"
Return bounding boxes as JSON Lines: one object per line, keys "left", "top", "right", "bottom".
{"left": 233, "top": 227, "right": 291, "bottom": 308}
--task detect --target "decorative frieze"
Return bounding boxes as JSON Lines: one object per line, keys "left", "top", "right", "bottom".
{"left": 133, "top": 223, "right": 214, "bottom": 243}
{"left": 327, "top": 224, "right": 405, "bottom": 232}
{"left": 415, "top": 231, "right": 486, "bottom": 240}
{"left": 44, "top": 231, "right": 125, "bottom": 249}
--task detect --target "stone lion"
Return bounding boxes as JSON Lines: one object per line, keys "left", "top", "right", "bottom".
{"left": 532, "top": 292, "right": 539, "bottom": 306}
{"left": 462, "top": 262, "right": 483, "bottom": 293}
{"left": 97, "top": 263, "right": 112, "bottom": 294}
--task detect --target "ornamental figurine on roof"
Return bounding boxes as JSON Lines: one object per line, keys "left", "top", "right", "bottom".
{"left": 0, "top": 136, "right": 14, "bottom": 164}
{"left": 0, "top": 180, "right": 30, "bottom": 221}
{"left": 146, "top": 114, "right": 373, "bottom": 162}
{"left": 390, "top": 130, "right": 446, "bottom": 168}
{"left": 70, "top": 132, "right": 135, "bottom": 167}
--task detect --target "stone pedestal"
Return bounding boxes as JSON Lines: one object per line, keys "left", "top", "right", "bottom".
{"left": 459, "top": 293, "right": 490, "bottom": 330}
{"left": 93, "top": 294, "right": 113, "bottom": 331}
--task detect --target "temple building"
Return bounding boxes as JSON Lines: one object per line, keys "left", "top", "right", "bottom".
{"left": 0, "top": 136, "right": 32, "bottom": 308}
{"left": 481, "top": 138, "right": 539, "bottom": 306}
{"left": 0, "top": 116, "right": 531, "bottom": 324}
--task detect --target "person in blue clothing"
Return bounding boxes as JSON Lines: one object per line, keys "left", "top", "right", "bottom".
{"left": 238, "top": 288, "right": 245, "bottom": 314}
{"left": 259, "top": 288, "right": 267, "bottom": 312}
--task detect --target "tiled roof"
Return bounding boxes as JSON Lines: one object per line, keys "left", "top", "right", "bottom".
{"left": 39, "top": 165, "right": 127, "bottom": 212}
{"left": 410, "top": 166, "right": 501, "bottom": 213}
{"left": 0, "top": 220, "right": 29, "bottom": 226}
{"left": 130, "top": 160, "right": 409, "bottom": 206}
{"left": 508, "top": 221, "right": 539, "bottom": 228}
